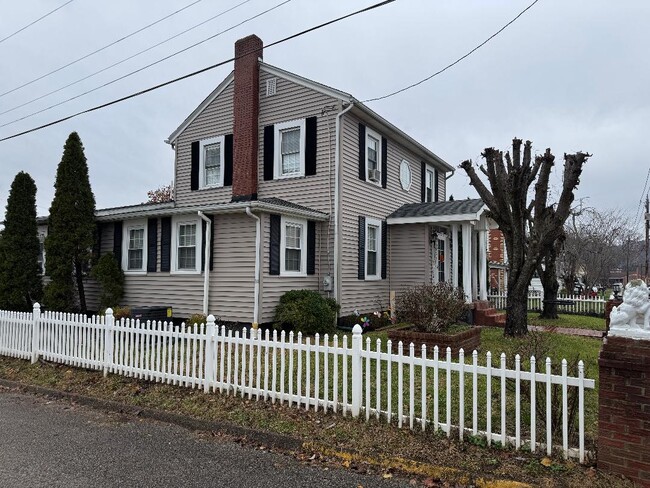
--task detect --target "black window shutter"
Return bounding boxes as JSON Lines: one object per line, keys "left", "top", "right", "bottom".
{"left": 113, "top": 221, "right": 123, "bottom": 268}
{"left": 358, "top": 123, "right": 366, "bottom": 181}
{"left": 307, "top": 221, "right": 316, "bottom": 275}
{"left": 93, "top": 223, "right": 103, "bottom": 262}
{"left": 434, "top": 167, "right": 439, "bottom": 202}
{"left": 191, "top": 141, "right": 200, "bottom": 191}
{"left": 264, "top": 125, "right": 275, "bottom": 181}
{"left": 200, "top": 215, "right": 215, "bottom": 272}
{"left": 358, "top": 216, "right": 366, "bottom": 280}
{"left": 420, "top": 161, "right": 427, "bottom": 202}
{"left": 224, "top": 134, "right": 233, "bottom": 186}
{"left": 381, "top": 137, "right": 388, "bottom": 189}
{"left": 305, "top": 116, "right": 317, "bottom": 176}
{"left": 147, "top": 218, "right": 157, "bottom": 272}
{"left": 381, "top": 220, "right": 387, "bottom": 279}
{"left": 269, "top": 214, "right": 281, "bottom": 275}
{"left": 160, "top": 217, "right": 172, "bottom": 272}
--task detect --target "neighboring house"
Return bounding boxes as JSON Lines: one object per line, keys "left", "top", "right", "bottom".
{"left": 37, "top": 35, "right": 492, "bottom": 324}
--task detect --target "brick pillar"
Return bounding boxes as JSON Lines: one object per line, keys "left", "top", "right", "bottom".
{"left": 604, "top": 298, "right": 623, "bottom": 335}
{"left": 232, "top": 34, "right": 263, "bottom": 202}
{"left": 598, "top": 336, "right": 650, "bottom": 486}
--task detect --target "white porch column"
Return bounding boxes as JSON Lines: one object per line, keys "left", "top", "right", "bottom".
{"left": 479, "top": 228, "right": 488, "bottom": 300}
{"left": 471, "top": 230, "right": 478, "bottom": 300}
{"left": 462, "top": 223, "right": 473, "bottom": 302}
{"left": 451, "top": 224, "right": 459, "bottom": 288}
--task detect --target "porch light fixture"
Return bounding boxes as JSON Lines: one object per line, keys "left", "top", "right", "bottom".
{"left": 612, "top": 282, "right": 622, "bottom": 300}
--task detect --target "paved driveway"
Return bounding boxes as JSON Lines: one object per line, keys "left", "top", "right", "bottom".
{"left": 0, "top": 390, "right": 412, "bottom": 488}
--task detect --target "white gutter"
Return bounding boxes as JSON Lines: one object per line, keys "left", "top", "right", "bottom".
{"left": 334, "top": 101, "right": 354, "bottom": 304}
{"left": 245, "top": 207, "right": 261, "bottom": 334}
{"left": 197, "top": 211, "right": 212, "bottom": 316}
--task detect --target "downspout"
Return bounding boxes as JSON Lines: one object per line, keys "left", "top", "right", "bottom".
{"left": 197, "top": 211, "right": 211, "bottom": 316}
{"left": 334, "top": 101, "right": 354, "bottom": 305}
{"left": 245, "top": 207, "right": 261, "bottom": 335}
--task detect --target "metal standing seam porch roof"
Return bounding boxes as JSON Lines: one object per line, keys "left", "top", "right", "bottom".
{"left": 386, "top": 198, "right": 486, "bottom": 225}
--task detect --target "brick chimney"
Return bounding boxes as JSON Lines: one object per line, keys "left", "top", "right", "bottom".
{"left": 232, "top": 34, "right": 263, "bottom": 202}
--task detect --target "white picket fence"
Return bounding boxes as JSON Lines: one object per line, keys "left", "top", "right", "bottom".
{"left": 0, "top": 304, "right": 596, "bottom": 462}
{"left": 488, "top": 293, "right": 606, "bottom": 315}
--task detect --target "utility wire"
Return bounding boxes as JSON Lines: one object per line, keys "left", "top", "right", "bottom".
{"left": 0, "top": 0, "right": 74, "bottom": 45}
{"left": 0, "top": 0, "right": 396, "bottom": 143}
{"left": 0, "top": 0, "right": 205, "bottom": 99}
{"left": 633, "top": 167, "right": 650, "bottom": 228}
{"left": 0, "top": 0, "right": 289, "bottom": 129}
{"left": 0, "top": 0, "right": 252, "bottom": 115}
{"left": 362, "top": 0, "right": 541, "bottom": 103}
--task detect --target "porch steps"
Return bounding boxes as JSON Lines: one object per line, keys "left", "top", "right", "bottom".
{"left": 472, "top": 301, "right": 506, "bottom": 327}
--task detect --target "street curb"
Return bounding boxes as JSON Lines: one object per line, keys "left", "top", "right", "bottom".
{"left": 0, "top": 377, "right": 532, "bottom": 487}
{"left": 0, "top": 378, "right": 302, "bottom": 452}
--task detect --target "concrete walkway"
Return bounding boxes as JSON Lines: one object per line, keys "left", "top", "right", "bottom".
{"left": 527, "top": 325, "right": 604, "bottom": 338}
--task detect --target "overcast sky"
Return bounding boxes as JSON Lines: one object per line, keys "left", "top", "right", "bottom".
{"left": 1, "top": 0, "right": 648, "bottom": 232}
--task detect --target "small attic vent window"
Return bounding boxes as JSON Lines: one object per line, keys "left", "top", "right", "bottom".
{"left": 266, "top": 78, "right": 277, "bottom": 96}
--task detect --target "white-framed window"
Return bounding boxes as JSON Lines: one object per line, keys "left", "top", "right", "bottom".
{"left": 425, "top": 165, "right": 436, "bottom": 202}
{"left": 399, "top": 160, "right": 412, "bottom": 191}
{"left": 199, "top": 136, "right": 225, "bottom": 189}
{"left": 171, "top": 216, "right": 202, "bottom": 274}
{"left": 280, "top": 216, "right": 307, "bottom": 276}
{"left": 122, "top": 220, "right": 147, "bottom": 273}
{"left": 274, "top": 119, "right": 306, "bottom": 179}
{"left": 366, "top": 128, "right": 382, "bottom": 185}
{"left": 365, "top": 217, "right": 382, "bottom": 280}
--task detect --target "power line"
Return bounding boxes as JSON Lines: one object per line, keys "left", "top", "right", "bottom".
{"left": 0, "top": 0, "right": 253, "bottom": 116}
{"left": 362, "top": 0, "right": 541, "bottom": 103}
{"left": 0, "top": 0, "right": 205, "bottom": 99}
{"left": 633, "top": 167, "right": 650, "bottom": 229}
{"left": 0, "top": 0, "right": 74, "bottom": 45}
{"left": 0, "top": 0, "right": 290, "bottom": 129}
{"left": 0, "top": 0, "right": 396, "bottom": 143}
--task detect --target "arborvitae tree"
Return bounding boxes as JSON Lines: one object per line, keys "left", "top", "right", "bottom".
{"left": 45, "top": 132, "right": 96, "bottom": 313}
{"left": 0, "top": 172, "right": 43, "bottom": 311}
{"left": 90, "top": 253, "right": 124, "bottom": 309}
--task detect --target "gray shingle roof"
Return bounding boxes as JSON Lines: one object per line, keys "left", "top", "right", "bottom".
{"left": 258, "top": 197, "right": 328, "bottom": 217}
{"left": 387, "top": 199, "right": 484, "bottom": 219}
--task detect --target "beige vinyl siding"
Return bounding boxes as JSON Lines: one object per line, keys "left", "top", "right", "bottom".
{"left": 259, "top": 213, "right": 323, "bottom": 324}
{"left": 390, "top": 224, "right": 430, "bottom": 293}
{"left": 209, "top": 213, "right": 256, "bottom": 323}
{"left": 174, "top": 81, "right": 234, "bottom": 208}
{"left": 437, "top": 169, "right": 446, "bottom": 202}
{"left": 339, "top": 113, "right": 435, "bottom": 315}
{"left": 257, "top": 70, "right": 339, "bottom": 215}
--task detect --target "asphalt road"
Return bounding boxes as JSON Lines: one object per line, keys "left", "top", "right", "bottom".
{"left": 0, "top": 390, "right": 412, "bottom": 488}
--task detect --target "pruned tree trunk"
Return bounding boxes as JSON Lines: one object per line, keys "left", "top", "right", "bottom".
{"left": 539, "top": 237, "right": 562, "bottom": 319}
{"left": 460, "top": 139, "right": 589, "bottom": 337}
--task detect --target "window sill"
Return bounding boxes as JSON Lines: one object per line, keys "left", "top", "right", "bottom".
{"left": 363, "top": 179, "right": 383, "bottom": 188}
{"left": 364, "top": 275, "right": 382, "bottom": 281}
{"left": 274, "top": 173, "right": 305, "bottom": 180}
{"left": 198, "top": 184, "right": 225, "bottom": 190}
{"left": 279, "top": 272, "right": 308, "bottom": 278}
{"left": 170, "top": 269, "right": 202, "bottom": 275}
{"left": 124, "top": 270, "right": 147, "bottom": 276}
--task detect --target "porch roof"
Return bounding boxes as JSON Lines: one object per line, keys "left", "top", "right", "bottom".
{"left": 386, "top": 198, "right": 486, "bottom": 225}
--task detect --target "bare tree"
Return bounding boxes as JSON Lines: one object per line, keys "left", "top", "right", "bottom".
{"left": 560, "top": 208, "right": 639, "bottom": 291}
{"left": 460, "top": 138, "right": 589, "bottom": 336}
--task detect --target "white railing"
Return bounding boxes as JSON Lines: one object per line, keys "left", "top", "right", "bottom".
{"left": 488, "top": 293, "right": 606, "bottom": 315}
{"left": 0, "top": 304, "right": 596, "bottom": 462}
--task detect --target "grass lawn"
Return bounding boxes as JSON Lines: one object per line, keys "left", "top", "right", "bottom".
{"left": 526, "top": 313, "right": 605, "bottom": 332}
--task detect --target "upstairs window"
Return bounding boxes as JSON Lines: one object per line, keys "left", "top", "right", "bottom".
{"left": 199, "top": 136, "right": 225, "bottom": 188}
{"left": 366, "top": 128, "right": 382, "bottom": 185}
{"left": 426, "top": 165, "right": 436, "bottom": 202}
{"left": 274, "top": 119, "right": 306, "bottom": 179}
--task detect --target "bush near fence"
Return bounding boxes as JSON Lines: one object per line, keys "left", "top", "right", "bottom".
{"left": 0, "top": 303, "right": 595, "bottom": 462}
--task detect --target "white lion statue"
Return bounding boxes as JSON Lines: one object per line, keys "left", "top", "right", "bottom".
{"left": 610, "top": 280, "right": 650, "bottom": 331}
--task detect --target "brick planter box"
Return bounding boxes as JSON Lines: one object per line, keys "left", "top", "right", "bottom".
{"left": 386, "top": 327, "right": 481, "bottom": 356}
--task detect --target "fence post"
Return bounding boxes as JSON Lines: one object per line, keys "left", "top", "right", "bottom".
{"left": 351, "top": 324, "right": 363, "bottom": 418}
{"left": 31, "top": 302, "right": 41, "bottom": 364}
{"left": 204, "top": 314, "right": 216, "bottom": 393}
{"left": 103, "top": 308, "right": 114, "bottom": 377}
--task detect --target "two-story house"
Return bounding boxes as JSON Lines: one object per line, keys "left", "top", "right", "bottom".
{"left": 38, "top": 34, "right": 492, "bottom": 325}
